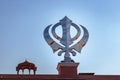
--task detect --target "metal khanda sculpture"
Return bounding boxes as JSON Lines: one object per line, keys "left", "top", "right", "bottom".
{"left": 44, "top": 16, "right": 89, "bottom": 62}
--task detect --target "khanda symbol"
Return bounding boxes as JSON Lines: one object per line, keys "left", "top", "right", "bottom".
{"left": 44, "top": 16, "right": 89, "bottom": 62}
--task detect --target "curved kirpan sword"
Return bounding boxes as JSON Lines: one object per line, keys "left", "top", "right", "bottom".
{"left": 44, "top": 19, "right": 89, "bottom": 62}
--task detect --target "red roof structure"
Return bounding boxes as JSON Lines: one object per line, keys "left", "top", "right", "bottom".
{"left": 0, "top": 60, "right": 120, "bottom": 79}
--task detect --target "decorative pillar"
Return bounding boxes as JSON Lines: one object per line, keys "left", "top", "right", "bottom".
{"left": 17, "top": 70, "right": 19, "bottom": 75}
{"left": 22, "top": 69, "right": 24, "bottom": 75}
{"left": 34, "top": 70, "right": 36, "bottom": 75}
{"left": 29, "top": 69, "right": 30, "bottom": 75}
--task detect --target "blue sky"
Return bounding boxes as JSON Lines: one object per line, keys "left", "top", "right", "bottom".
{"left": 0, "top": 0, "right": 120, "bottom": 75}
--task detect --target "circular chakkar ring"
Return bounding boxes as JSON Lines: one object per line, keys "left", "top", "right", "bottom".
{"left": 51, "top": 22, "right": 81, "bottom": 41}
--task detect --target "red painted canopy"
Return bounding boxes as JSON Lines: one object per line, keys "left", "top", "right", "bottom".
{"left": 16, "top": 60, "right": 37, "bottom": 71}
